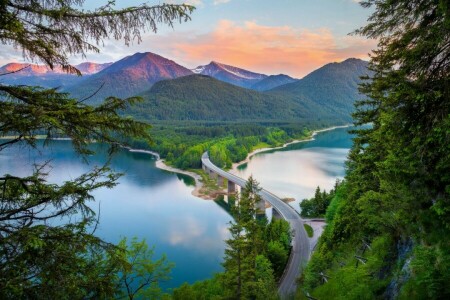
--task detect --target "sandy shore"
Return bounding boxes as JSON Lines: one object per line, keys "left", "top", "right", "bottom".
{"left": 231, "top": 124, "right": 351, "bottom": 170}
{"left": 126, "top": 124, "right": 350, "bottom": 200}
{"left": 154, "top": 159, "right": 211, "bottom": 199}
{"left": 122, "top": 146, "right": 209, "bottom": 199}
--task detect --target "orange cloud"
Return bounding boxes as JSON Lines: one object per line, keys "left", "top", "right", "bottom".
{"left": 127, "top": 20, "right": 377, "bottom": 78}
{"left": 177, "top": 20, "right": 375, "bottom": 77}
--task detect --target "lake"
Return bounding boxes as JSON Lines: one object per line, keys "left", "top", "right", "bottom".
{"left": 0, "top": 126, "right": 354, "bottom": 289}
{"left": 232, "top": 126, "right": 354, "bottom": 212}
{"left": 0, "top": 141, "right": 232, "bottom": 290}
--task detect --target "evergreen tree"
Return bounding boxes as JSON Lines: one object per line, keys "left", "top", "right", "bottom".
{"left": 0, "top": 0, "right": 194, "bottom": 297}
{"left": 222, "top": 206, "right": 252, "bottom": 300}
{"left": 223, "top": 176, "right": 266, "bottom": 299}
{"left": 301, "top": 0, "right": 450, "bottom": 298}
{"left": 254, "top": 255, "right": 278, "bottom": 300}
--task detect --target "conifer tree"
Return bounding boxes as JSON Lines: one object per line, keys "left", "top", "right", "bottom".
{"left": 302, "top": 0, "right": 450, "bottom": 298}
{"left": 223, "top": 176, "right": 265, "bottom": 299}
{"left": 0, "top": 1, "right": 194, "bottom": 297}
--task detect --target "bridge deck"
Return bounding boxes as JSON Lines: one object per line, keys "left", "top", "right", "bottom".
{"left": 201, "top": 152, "right": 310, "bottom": 298}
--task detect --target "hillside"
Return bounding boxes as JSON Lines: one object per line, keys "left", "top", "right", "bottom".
{"left": 251, "top": 74, "right": 297, "bottom": 91}
{"left": 128, "top": 75, "right": 326, "bottom": 122}
{"left": 66, "top": 52, "right": 193, "bottom": 104}
{"left": 128, "top": 59, "right": 369, "bottom": 124}
{"left": 298, "top": 2, "right": 450, "bottom": 298}
{"left": 269, "top": 58, "right": 370, "bottom": 121}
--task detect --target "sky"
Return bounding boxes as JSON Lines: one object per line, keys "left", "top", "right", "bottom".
{"left": 1, "top": 0, "right": 376, "bottom": 78}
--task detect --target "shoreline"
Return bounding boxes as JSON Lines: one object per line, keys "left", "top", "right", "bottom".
{"left": 121, "top": 147, "right": 208, "bottom": 200}
{"left": 3, "top": 124, "right": 350, "bottom": 201}
{"left": 231, "top": 124, "right": 351, "bottom": 171}
{"left": 133, "top": 123, "right": 350, "bottom": 200}
{"left": 154, "top": 160, "right": 209, "bottom": 200}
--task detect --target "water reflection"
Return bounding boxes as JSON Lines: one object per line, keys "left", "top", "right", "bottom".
{"left": 232, "top": 127, "right": 355, "bottom": 212}
{"left": 1, "top": 127, "right": 358, "bottom": 288}
{"left": 1, "top": 141, "right": 232, "bottom": 290}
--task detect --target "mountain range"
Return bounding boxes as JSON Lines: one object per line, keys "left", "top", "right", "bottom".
{"left": 65, "top": 52, "right": 193, "bottom": 102}
{"left": 192, "top": 61, "right": 268, "bottom": 88}
{"left": 129, "top": 57, "right": 370, "bottom": 124}
{"left": 0, "top": 52, "right": 300, "bottom": 100}
{"left": 0, "top": 62, "right": 112, "bottom": 87}
{"left": 0, "top": 52, "right": 370, "bottom": 124}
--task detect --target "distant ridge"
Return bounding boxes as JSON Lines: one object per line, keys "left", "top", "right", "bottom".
{"left": 0, "top": 62, "right": 111, "bottom": 75}
{"left": 251, "top": 74, "right": 297, "bottom": 91}
{"left": 192, "top": 61, "right": 267, "bottom": 88}
{"left": 269, "top": 58, "right": 370, "bottom": 119}
{"left": 66, "top": 52, "right": 193, "bottom": 104}
{"left": 0, "top": 62, "right": 111, "bottom": 87}
{"left": 0, "top": 54, "right": 371, "bottom": 123}
{"left": 129, "top": 74, "right": 310, "bottom": 121}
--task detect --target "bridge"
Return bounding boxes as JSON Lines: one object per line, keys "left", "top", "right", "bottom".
{"left": 201, "top": 152, "right": 310, "bottom": 299}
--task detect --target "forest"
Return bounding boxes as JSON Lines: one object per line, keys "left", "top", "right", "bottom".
{"left": 170, "top": 179, "right": 292, "bottom": 300}
{"left": 0, "top": 0, "right": 448, "bottom": 299}
{"left": 127, "top": 121, "right": 313, "bottom": 169}
{"left": 297, "top": 0, "right": 450, "bottom": 298}
{"left": 300, "top": 181, "right": 340, "bottom": 218}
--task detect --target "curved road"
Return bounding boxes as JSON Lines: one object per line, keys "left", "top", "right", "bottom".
{"left": 201, "top": 152, "right": 309, "bottom": 298}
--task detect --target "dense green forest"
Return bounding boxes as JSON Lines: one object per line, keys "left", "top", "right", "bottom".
{"left": 170, "top": 178, "right": 291, "bottom": 300}
{"left": 0, "top": 1, "right": 196, "bottom": 298}
{"left": 127, "top": 121, "right": 315, "bottom": 169}
{"left": 300, "top": 181, "right": 340, "bottom": 218}
{"left": 297, "top": 0, "right": 450, "bottom": 299}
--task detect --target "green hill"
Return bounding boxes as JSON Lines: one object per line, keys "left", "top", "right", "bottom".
{"left": 268, "top": 58, "right": 370, "bottom": 122}
{"left": 128, "top": 58, "right": 369, "bottom": 126}
{"left": 129, "top": 74, "right": 325, "bottom": 123}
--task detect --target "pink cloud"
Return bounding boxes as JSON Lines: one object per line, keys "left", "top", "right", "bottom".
{"left": 139, "top": 20, "right": 376, "bottom": 78}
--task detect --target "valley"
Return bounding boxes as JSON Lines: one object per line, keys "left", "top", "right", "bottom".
{"left": 1, "top": 1, "right": 448, "bottom": 299}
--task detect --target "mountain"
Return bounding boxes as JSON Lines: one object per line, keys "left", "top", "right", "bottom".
{"left": 75, "top": 62, "right": 113, "bottom": 75}
{"left": 66, "top": 52, "right": 193, "bottom": 104}
{"left": 269, "top": 58, "right": 370, "bottom": 121}
{"left": 192, "top": 61, "right": 267, "bottom": 88}
{"left": 0, "top": 55, "right": 370, "bottom": 125}
{"left": 0, "top": 62, "right": 111, "bottom": 75}
{"left": 0, "top": 62, "right": 111, "bottom": 87}
{"left": 129, "top": 58, "right": 370, "bottom": 125}
{"left": 250, "top": 74, "right": 297, "bottom": 91}
{"left": 129, "top": 74, "right": 319, "bottom": 122}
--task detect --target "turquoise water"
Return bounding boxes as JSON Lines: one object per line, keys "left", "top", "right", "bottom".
{"left": 232, "top": 127, "right": 354, "bottom": 212}
{"left": 0, "top": 126, "right": 355, "bottom": 289}
{"left": 0, "top": 141, "right": 232, "bottom": 290}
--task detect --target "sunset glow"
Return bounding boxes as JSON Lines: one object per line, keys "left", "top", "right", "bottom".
{"left": 0, "top": 0, "right": 375, "bottom": 77}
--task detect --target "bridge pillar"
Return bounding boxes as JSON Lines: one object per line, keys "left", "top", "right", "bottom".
{"left": 202, "top": 164, "right": 207, "bottom": 172}
{"left": 217, "top": 175, "right": 224, "bottom": 187}
{"left": 227, "top": 180, "right": 236, "bottom": 194}
{"left": 272, "top": 208, "right": 283, "bottom": 220}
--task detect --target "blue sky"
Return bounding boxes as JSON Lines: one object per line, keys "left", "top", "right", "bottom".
{"left": 2, "top": 0, "right": 376, "bottom": 77}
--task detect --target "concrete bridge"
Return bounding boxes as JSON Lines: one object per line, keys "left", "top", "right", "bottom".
{"left": 201, "top": 152, "right": 310, "bottom": 299}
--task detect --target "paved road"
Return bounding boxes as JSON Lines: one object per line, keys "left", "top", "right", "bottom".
{"left": 201, "top": 152, "right": 310, "bottom": 299}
